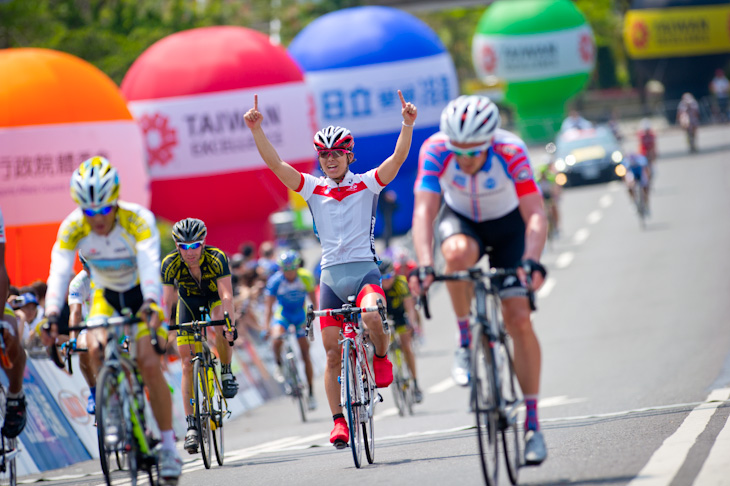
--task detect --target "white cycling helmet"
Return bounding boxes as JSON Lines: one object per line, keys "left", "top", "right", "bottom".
{"left": 440, "top": 95, "right": 500, "bottom": 144}
{"left": 313, "top": 126, "right": 354, "bottom": 152}
{"left": 70, "top": 156, "right": 120, "bottom": 209}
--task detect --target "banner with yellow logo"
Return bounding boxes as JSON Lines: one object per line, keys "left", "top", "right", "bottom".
{"left": 624, "top": 5, "right": 730, "bottom": 59}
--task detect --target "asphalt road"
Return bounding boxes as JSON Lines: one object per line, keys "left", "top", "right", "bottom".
{"left": 26, "top": 122, "right": 730, "bottom": 486}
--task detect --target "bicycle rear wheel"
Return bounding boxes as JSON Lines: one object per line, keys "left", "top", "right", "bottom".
{"left": 194, "top": 360, "right": 212, "bottom": 469}
{"left": 0, "top": 388, "right": 17, "bottom": 486}
{"left": 472, "top": 325, "right": 499, "bottom": 486}
{"left": 361, "top": 347, "right": 376, "bottom": 464}
{"left": 288, "top": 354, "right": 307, "bottom": 423}
{"left": 343, "top": 340, "right": 362, "bottom": 468}
{"left": 211, "top": 374, "right": 225, "bottom": 466}
{"left": 499, "top": 336, "right": 522, "bottom": 485}
{"left": 389, "top": 348, "right": 406, "bottom": 417}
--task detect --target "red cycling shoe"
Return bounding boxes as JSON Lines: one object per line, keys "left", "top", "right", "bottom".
{"left": 373, "top": 354, "right": 394, "bottom": 388}
{"left": 330, "top": 419, "right": 349, "bottom": 449}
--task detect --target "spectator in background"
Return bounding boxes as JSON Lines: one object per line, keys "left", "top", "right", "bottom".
{"left": 709, "top": 68, "right": 729, "bottom": 123}
{"left": 12, "top": 287, "right": 43, "bottom": 347}
{"left": 257, "top": 241, "right": 279, "bottom": 280}
{"left": 379, "top": 190, "right": 398, "bottom": 249}
{"left": 29, "top": 280, "right": 47, "bottom": 309}
{"left": 560, "top": 109, "right": 593, "bottom": 132}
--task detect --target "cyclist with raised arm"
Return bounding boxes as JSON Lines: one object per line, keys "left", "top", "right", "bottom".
{"left": 378, "top": 258, "right": 423, "bottom": 403}
{"left": 42, "top": 157, "right": 182, "bottom": 483}
{"left": 244, "top": 90, "right": 417, "bottom": 449}
{"left": 0, "top": 207, "right": 27, "bottom": 439}
{"left": 409, "top": 95, "right": 548, "bottom": 465}
{"left": 161, "top": 217, "right": 239, "bottom": 455}
{"left": 263, "top": 250, "right": 318, "bottom": 410}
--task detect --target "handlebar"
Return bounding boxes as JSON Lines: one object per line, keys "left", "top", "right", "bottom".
{"left": 68, "top": 312, "right": 168, "bottom": 355}
{"left": 418, "top": 266, "right": 536, "bottom": 320}
{"left": 304, "top": 300, "right": 387, "bottom": 341}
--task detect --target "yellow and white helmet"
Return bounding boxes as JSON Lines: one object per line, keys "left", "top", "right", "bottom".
{"left": 70, "top": 156, "right": 120, "bottom": 209}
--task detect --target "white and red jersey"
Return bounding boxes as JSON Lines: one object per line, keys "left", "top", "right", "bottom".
{"left": 296, "top": 169, "right": 386, "bottom": 269}
{"left": 415, "top": 129, "right": 539, "bottom": 222}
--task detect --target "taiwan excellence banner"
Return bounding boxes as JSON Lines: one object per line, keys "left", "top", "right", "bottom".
{"left": 305, "top": 53, "right": 455, "bottom": 138}
{"left": 127, "top": 82, "right": 314, "bottom": 181}
{"left": 624, "top": 4, "right": 730, "bottom": 59}
{"left": 0, "top": 121, "right": 149, "bottom": 227}
{"left": 472, "top": 25, "right": 595, "bottom": 83}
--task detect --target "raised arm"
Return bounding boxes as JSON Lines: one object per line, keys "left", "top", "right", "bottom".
{"left": 376, "top": 90, "right": 418, "bottom": 185}
{"left": 244, "top": 94, "right": 302, "bottom": 191}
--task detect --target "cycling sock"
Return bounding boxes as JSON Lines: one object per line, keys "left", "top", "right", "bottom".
{"left": 89, "top": 386, "right": 96, "bottom": 399}
{"left": 524, "top": 395, "right": 540, "bottom": 431}
{"left": 7, "top": 390, "right": 23, "bottom": 400}
{"left": 333, "top": 413, "right": 345, "bottom": 423}
{"left": 161, "top": 430, "right": 176, "bottom": 450}
{"left": 221, "top": 363, "right": 232, "bottom": 375}
{"left": 374, "top": 352, "right": 387, "bottom": 360}
{"left": 457, "top": 316, "right": 471, "bottom": 348}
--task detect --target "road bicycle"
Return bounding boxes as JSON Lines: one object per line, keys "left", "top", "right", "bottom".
{"left": 388, "top": 326, "right": 415, "bottom": 417}
{"left": 276, "top": 325, "right": 308, "bottom": 423}
{"left": 632, "top": 181, "right": 648, "bottom": 229}
{"left": 305, "top": 298, "right": 387, "bottom": 468}
{"left": 0, "top": 332, "right": 20, "bottom": 486}
{"left": 70, "top": 311, "right": 166, "bottom": 486}
{"left": 168, "top": 310, "right": 233, "bottom": 469}
{"left": 421, "top": 267, "right": 533, "bottom": 486}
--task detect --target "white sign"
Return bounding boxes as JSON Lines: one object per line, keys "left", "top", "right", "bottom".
{"left": 472, "top": 25, "right": 595, "bottom": 83}
{"left": 304, "top": 53, "right": 459, "bottom": 137}
{"left": 0, "top": 121, "right": 149, "bottom": 226}
{"left": 128, "top": 82, "right": 315, "bottom": 181}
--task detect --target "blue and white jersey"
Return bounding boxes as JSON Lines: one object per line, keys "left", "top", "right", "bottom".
{"left": 265, "top": 268, "right": 316, "bottom": 323}
{"left": 415, "top": 129, "right": 539, "bottom": 223}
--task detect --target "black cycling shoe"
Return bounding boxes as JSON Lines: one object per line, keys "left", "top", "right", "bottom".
{"left": 221, "top": 374, "right": 239, "bottom": 399}
{"left": 2, "top": 396, "right": 27, "bottom": 439}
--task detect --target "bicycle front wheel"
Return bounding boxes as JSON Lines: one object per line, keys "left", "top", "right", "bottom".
{"left": 389, "top": 348, "right": 406, "bottom": 417}
{"left": 343, "top": 340, "right": 362, "bottom": 468}
{"left": 96, "top": 365, "right": 133, "bottom": 485}
{"left": 194, "top": 360, "right": 212, "bottom": 469}
{"left": 0, "top": 388, "right": 17, "bottom": 486}
{"left": 472, "top": 325, "right": 499, "bottom": 486}
{"left": 211, "top": 372, "right": 225, "bottom": 466}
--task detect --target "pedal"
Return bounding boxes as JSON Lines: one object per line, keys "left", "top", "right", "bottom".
{"left": 333, "top": 439, "right": 348, "bottom": 450}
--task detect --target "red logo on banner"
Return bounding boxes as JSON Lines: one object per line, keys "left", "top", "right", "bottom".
{"left": 59, "top": 390, "right": 92, "bottom": 426}
{"left": 579, "top": 33, "right": 594, "bottom": 63}
{"left": 139, "top": 113, "right": 178, "bottom": 167}
{"left": 632, "top": 21, "right": 649, "bottom": 49}
{"left": 481, "top": 45, "right": 497, "bottom": 74}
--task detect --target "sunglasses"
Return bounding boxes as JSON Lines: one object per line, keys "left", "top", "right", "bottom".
{"left": 318, "top": 149, "right": 350, "bottom": 159}
{"left": 381, "top": 272, "right": 395, "bottom": 280}
{"left": 445, "top": 141, "right": 490, "bottom": 158}
{"left": 82, "top": 205, "right": 114, "bottom": 217}
{"left": 178, "top": 241, "right": 203, "bottom": 250}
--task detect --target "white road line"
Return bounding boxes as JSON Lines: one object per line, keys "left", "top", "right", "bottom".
{"left": 572, "top": 228, "right": 590, "bottom": 245}
{"left": 587, "top": 210, "right": 602, "bottom": 225}
{"left": 627, "top": 387, "right": 730, "bottom": 486}
{"left": 555, "top": 252, "right": 574, "bottom": 269}
{"left": 427, "top": 378, "right": 455, "bottom": 394}
{"left": 694, "top": 398, "right": 730, "bottom": 485}
{"left": 599, "top": 194, "right": 614, "bottom": 208}
{"left": 536, "top": 277, "right": 556, "bottom": 299}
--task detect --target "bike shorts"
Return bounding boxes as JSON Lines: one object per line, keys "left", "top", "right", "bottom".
{"left": 175, "top": 296, "right": 222, "bottom": 346}
{"left": 272, "top": 316, "right": 307, "bottom": 339}
{"left": 390, "top": 318, "right": 412, "bottom": 335}
{"left": 436, "top": 205, "right": 528, "bottom": 299}
{"left": 88, "top": 285, "right": 167, "bottom": 342}
{"left": 627, "top": 166, "right": 648, "bottom": 188}
{"left": 319, "top": 261, "right": 385, "bottom": 329}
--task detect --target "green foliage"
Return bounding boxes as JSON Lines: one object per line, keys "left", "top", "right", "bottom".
{"left": 157, "top": 217, "right": 176, "bottom": 257}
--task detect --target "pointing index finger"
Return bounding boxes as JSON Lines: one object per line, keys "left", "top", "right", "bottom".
{"left": 254, "top": 94, "right": 258, "bottom": 111}
{"left": 398, "top": 89, "right": 406, "bottom": 107}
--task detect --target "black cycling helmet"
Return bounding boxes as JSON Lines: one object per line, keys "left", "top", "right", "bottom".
{"left": 378, "top": 258, "right": 394, "bottom": 276}
{"left": 172, "top": 217, "right": 207, "bottom": 243}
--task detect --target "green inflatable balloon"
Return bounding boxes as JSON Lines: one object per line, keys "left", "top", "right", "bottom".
{"left": 472, "top": 0, "right": 595, "bottom": 142}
